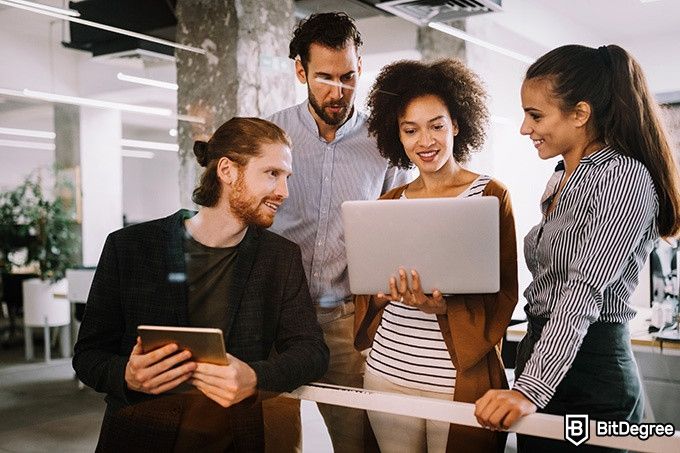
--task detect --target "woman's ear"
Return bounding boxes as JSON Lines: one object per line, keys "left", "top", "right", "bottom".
{"left": 216, "top": 157, "right": 238, "bottom": 185}
{"left": 572, "top": 101, "right": 593, "bottom": 128}
{"left": 451, "top": 118, "right": 460, "bottom": 136}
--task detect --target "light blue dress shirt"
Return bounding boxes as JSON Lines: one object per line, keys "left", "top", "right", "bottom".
{"left": 268, "top": 101, "right": 413, "bottom": 308}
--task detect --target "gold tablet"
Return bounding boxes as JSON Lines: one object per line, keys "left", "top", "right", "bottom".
{"left": 137, "top": 325, "right": 228, "bottom": 365}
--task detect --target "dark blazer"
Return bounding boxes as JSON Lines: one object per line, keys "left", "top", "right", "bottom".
{"left": 73, "top": 210, "right": 329, "bottom": 452}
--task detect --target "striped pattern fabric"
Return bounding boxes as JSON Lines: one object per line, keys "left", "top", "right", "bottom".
{"left": 367, "top": 175, "right": 492, "bottom": 393}
{"left": 268, "top": 102, "right": 414, "bottom": 307}
{"left": 514, "top": 147, "right": 659, "bottom": 408}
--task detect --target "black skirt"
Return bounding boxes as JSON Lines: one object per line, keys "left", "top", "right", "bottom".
{"left": 515, "top": 316, "right": 644, "bottom": 453}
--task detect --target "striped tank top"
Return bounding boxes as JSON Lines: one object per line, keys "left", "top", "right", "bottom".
{"left": 366, "top": 175, "right": 492, "bottom": 394}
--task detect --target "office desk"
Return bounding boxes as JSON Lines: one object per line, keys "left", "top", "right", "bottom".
{"left": 506, "top": 308, "right": 680, "bottom": 356}
{"left": 505, "top": 307, "right": 680, "bottom": 426}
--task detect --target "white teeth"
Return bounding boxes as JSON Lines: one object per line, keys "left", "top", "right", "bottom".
{"left": 419, "top": 150, "right": 437, "bottom": 157}
{"left": 533, "top": 139, "right": 544, "bottom": 145}
{"left": 264, "top": 202, "right": 278, "bottom": 211}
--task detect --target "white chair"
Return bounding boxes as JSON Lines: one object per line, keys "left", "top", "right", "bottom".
{"left": 22, "top": 278, "right": 71, "bottom": 362}
{"left": 65, "top": 268, "right": 95, "bottom": 353}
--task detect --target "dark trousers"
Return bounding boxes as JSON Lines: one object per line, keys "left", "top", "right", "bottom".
{"left": 515, "top": 317, "right": 643, "bottom": 453}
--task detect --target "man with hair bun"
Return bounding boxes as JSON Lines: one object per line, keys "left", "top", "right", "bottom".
{"left": 266, "top": 11, "right": 413, "bottom": 453}
{"left": 73, "top": 117, "right": 329, "bottom": 452}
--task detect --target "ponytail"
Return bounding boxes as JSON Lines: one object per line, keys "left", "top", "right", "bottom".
{"left": 527, "top": 44, "right": 680, "bottom": 237}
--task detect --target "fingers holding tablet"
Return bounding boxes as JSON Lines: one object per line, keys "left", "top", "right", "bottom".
{"left": 125, "top": 337, "right": 196, "bottom": 394}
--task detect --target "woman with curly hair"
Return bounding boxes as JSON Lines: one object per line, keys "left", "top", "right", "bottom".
{"left": 354, "top": 58, "right": 518, "bottom": 453}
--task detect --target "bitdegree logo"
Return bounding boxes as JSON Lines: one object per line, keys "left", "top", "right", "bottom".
{"left": 565, "top": 414, "right": 676, "bottom": 447}
{"left": 595, "top": 420, "right": 676, "bottom": 441}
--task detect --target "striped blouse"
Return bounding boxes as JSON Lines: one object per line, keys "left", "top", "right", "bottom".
{"left": 366, "top": 175, "right": 492, "bottom": 394}
{"left": 513, "top": 147, "right": 658, "bottom": 408}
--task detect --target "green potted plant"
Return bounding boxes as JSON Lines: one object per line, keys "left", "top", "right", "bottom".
{"left": 0, "top": 172, "right": 79, "bottom": 282}
{"left": 0, "top": 172, "right": 79, "bottom": 352}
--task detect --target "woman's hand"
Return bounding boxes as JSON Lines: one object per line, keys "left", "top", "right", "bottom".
{"left": 386, "top": 268, "right": 447, "bottom": 315}
{"left": 474, "top": 389, "right": 537, "bottom": 430}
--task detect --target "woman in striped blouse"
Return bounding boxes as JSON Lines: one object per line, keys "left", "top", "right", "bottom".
{"left": 354, "top": 59, "right": 518, "bottom": 452}
{"left": 475, "top": 45, "right": 680, "bottom": 452}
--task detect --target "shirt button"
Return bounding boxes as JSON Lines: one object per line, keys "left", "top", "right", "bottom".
{"left": 324, "top": 177, "right": 329, "bottom": 181}
{"left": 313, "top": 272, "right": 319, "bottom": 277}
{"left": 317, "top": 241, "right": 323, "bottom": 246}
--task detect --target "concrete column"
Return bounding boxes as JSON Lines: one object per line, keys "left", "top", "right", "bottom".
{"left": 55, "top": 106, "right": 123, "bottom": 267}
{"left": 54, "top": 104, "right": 83, "bottom": 264}
{"left": 175, "top": 0, "right": 296, "bottom": 208}
{"left": 417, "top": 19, "right": 466, "bottom": 61}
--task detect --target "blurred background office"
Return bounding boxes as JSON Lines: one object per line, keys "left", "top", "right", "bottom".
{"left": 0, "top": 1, "right": 679, "bottom": 451}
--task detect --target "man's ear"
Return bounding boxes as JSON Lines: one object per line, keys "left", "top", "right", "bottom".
{"left": 295, "top": 58, "right": 307, "bottom": 84}
{"left": 572, "top": 101, "right": 592, "bottom": 128}
{"left": 357, "top": 54, "right": 363, "bottom": 78}
{"left": 216, "top": 157, "right": 238, "bottom": 185}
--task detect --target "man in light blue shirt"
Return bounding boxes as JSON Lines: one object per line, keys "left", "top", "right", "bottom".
{"left": 267, "top": 11, "right": 412, "bottom": 453}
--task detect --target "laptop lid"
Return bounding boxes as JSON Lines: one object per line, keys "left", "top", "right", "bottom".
{"left": 342, "top": 197, "right": 499, "bottom": 295}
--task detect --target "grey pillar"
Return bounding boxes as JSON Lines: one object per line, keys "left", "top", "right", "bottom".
{"left": 54, "top": 104, "right": 83, "bottom": 264}
{"left": 175, "top": 0, "right": 296, "bottom": 208}
{"left": 417, "top": 19, "right": 466, "bottom": 62}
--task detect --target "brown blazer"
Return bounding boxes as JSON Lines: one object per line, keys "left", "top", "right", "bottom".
{"left": 354, "top": 179, "right": 518, "bottom": 453}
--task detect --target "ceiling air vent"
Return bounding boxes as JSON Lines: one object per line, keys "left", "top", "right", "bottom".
{"left": 375, "top": 0, "right": 502, "bottom": 26}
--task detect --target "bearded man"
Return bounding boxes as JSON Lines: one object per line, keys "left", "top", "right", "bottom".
{"left": 73, "top": 117, "right": 329, "bottom": 453}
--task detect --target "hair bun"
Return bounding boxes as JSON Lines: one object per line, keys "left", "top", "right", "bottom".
{"left": 193, "top": 140, "right": 209, "bottom": 166}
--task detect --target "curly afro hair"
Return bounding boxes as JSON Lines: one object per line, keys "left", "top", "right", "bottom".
{"left": 367, "top": 59, "right": 489, "bottom": 169}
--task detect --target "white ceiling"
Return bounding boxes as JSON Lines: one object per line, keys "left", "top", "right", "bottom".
{"left": 539, "top": 0, "right": 680, "bottom": 41}
{"left": 0, "top": 0, "right": 679, "bottom": 140}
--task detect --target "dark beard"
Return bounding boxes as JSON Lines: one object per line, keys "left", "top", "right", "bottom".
{"left": 308, "top": 88, "right": 352, "bottom": 126}
{"left": 228, "top": 172, "right": 278, "bottom": 228}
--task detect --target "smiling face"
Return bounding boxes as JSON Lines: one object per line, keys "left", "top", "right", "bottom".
{"left": 398, "top": 94, "right": 459, "bottom": 174}
{"left": 520, "top": 77, "right": 585, "bottom": 161}
{"left": 296, "top": 41, "right": 361, "bottom": 127}
{"left": 227, "top": 142, "right": 292, "bottom": 228}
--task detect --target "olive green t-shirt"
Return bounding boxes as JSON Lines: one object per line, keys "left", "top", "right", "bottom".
{"left": 175, "top": 230, "right": 239, "bottom": 451}
{"left": 184, "top": 232, "right": 238, "bottom": 332}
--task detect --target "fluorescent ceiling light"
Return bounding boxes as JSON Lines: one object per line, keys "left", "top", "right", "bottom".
{"left": 121, "top": 139, "right": 178, "bottom": 152}
{"left": 117, "top": 73, "right": 178, "bottom": 91}
{"left": 122, "top": 149, "right": 155, "bottom": 159}
{"left": 0, "top": 138, "right": 55, "bottom": 150}
{"left": 428, "top": 22, "right": 534, "bottom": 64}
{"left": 0, "top": 87, "right": 204, "bottom": 124}
{"left": 5, "top": 0, "right": 79, "bottom": 17}
{"left": 0, "top": 126, "right": 55, "bottom": 139}
{"left": 1, "top": 87, "right": 205, "bottom": 124}
{"left": 23, "top": 89, "right": 172, "bottom": 116}
{"left": 0, "top": 0, "right": 206, "bottom": 55}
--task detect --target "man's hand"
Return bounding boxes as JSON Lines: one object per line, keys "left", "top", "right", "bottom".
{"left": 191, "top": 354, "right": 258, "bottom": 408}
{"left": 474, "top": 389, "right": 537, "bottom": 430}
{"left": 125, "top": 338, "right": 197, "bottom": 394}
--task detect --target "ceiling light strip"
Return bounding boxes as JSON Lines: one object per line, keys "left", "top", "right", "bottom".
{"left": 121, "top": 139, "right": 178, "bottom": 152}
{"left": 23, "top": 89, "right": 172, "bottom": 116}
{"left": 0, "top": 138, "right": 55, "bottom": 150}
{"left": 117, "top": 73, "right": 178, "bottom": 91}
{"left": 0, "top": 126, "right": 55, "bottom": 139}
{"left": 0, "top": 0, "right": 206, "bottom": 55}
{"left": 0, "top": 87, "right": 204, "bottom": 124}
{"left": 5, "top": 0, "right": 79, "bottom": 17}
{"left": 428, "top": 22, "right": 534, "bottom": 64}
{"left": 121, "top": 149, "right": 155, "bottom": 159}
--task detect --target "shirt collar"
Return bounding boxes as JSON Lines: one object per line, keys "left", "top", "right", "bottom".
{"left": 580, "top": 145, "right": 617, "bottom": 166}
{"left": 553, "top": 145, "right": 617, "bottom": 172}
{"left": 296, "top": 100, "right": 359, "bottom": 143}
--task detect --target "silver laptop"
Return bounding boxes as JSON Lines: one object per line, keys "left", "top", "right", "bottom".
{"left": 342, "top": 197, "right": 499, "bottom": 295}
